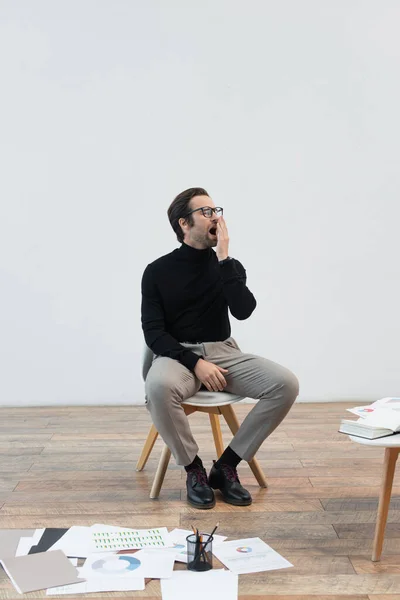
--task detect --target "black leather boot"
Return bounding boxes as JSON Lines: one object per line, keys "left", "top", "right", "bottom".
{"left": 186, "top": 465, "right": 215, "bottom": 509}
{"left": 208, "top": 461, "right": 252, "bottom": 506}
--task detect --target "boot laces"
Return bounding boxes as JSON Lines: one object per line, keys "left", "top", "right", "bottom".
{"left": 221, "top": 464, "right": 240, "bottom": 482}
{"left": 189, "top": 466, "right": 208, "bottom": 486}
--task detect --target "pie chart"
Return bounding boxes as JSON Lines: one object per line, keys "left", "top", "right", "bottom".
{"left": 91, "top": 555, "right": 141, "bottom": 574}
{"left": 236, "top": 546, "right": 252, "bottom": 553}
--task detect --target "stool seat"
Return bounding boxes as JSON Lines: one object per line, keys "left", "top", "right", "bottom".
{"left": 183, "top": 390, "right": 244, "bottom": 407}
{"left": 349, "top": 434, "right": 400, "bottom": 561}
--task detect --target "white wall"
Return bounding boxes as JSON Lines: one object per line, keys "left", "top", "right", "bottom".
{"left": 1, "top": 0, "right": 400, "bottom": 406}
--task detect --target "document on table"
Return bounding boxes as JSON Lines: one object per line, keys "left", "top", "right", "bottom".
{"left": 79, "top": 549, "right": 175, "bottom": 580}
{"left": 212, "top": 537, "right": 293, "bottom": 575}
{"left": 167, "top": 528, "right": 227, "bottom": 563}
{"left": 161, "top": 569, "right": 238, "bottom": 600}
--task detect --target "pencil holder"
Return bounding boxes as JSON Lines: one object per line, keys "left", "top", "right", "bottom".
{"left": 186, "top": 533, "right": 213, "bottom": 571}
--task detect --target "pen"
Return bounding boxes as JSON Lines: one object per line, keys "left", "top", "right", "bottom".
{"left": 200, "top": 522, "right": 219, "bottom": 558}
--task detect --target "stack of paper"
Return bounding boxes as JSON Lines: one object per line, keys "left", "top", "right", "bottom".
{"left": 340, "top": 397, "right": 400, "bottom": 438}
{"left": 347, "top": 397, "right": 400, "bottom": 418}
{"left": 0, "top": 523, "right": 294, "bottom": 595}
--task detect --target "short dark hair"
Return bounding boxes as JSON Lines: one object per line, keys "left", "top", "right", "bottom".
{"left": 167, "top": 187, "right": 209, "bottom": 243}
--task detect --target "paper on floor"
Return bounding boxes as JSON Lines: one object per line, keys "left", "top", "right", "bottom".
{"left": 15, "top": 529, "right": 45, "bottom": 556}
{"left": 47, "top": 526, "right": 94, "bottom": 558}
{"left": 212, "top": 537, "right": 293, "bottom": 575}
{"left": 79, "top": 549, "right": 175, "bottom": 580}
{"left": 161, "top": 569, "right": 238, "bottom": 600}
{"left": 47, "top": 524, "right": 171, "bottom": 558}
{"left": 90, "top": 524, "right": 171, "bottom": 551}
{"left": 46, "top": 568, "right": 145, "bottom": 595}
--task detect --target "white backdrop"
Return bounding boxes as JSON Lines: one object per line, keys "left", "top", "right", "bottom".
{"left": 1, "top": 1, "right": 399, "bottom": 406}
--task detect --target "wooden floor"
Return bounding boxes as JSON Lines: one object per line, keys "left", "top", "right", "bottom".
{"left": 0, "top": 402, "right": 400, "bottom": 599}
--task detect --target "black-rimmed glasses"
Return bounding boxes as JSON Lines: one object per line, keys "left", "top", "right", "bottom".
{"left": 184, "top": 206, "right": 223, "bottom": 219}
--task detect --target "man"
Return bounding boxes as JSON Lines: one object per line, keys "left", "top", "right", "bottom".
{"left": 141, "top": 187, "right": 299, "bottom": 509}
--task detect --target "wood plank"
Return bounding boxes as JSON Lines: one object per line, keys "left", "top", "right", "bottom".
{"left": 0, "top": 514, "right": 180, "bottom": 528}
{"left": 244, "top": 597, "right": 369, "bottom": 600}
{"left": 334, "top": 523, "right": 400, "bottom": 539}
{"left": 235, "top": 574, "right": 400, "bottom": 594}
{"left": 0, "top": 448, "right": 43, "bottom": 456}
{"left": 253, "top": 538, "right": 400, "bottom": 555}
{"left": 350, "top": 555, "right": 400, "bottom": 574}
{"left": 321, "top": 497, "right": 400, "bottom": 511}
{"left": 1, "top": 490, "right": 182, "bottom": 503}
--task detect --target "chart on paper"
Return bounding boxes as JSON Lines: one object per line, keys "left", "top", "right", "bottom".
{"left": 91, "top": 527, "right": 170, "bottom": 551}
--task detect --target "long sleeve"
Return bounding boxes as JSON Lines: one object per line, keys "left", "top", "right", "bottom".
{"left": 219, "top": 258, "right": 257, "bottom": 320}
{"left": 141, "top": 266, "right": 202, "bottom": 371}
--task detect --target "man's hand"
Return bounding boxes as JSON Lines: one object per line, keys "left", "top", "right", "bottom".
{"left": 216, "top": 216, "right": 229, "bottom": 262}
{"left": 194, "top": 359, "right": 229, "bottom": 392}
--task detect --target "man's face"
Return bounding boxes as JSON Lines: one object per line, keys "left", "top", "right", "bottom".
{"left": 181, "top": 195, "right": 221, "bottom": 249}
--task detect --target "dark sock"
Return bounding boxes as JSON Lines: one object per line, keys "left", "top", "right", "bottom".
{"left": 214, "top": 446, "right": 241, "bottom": 469}
{"left": 184, "top": 455, "right": 203, "bottom": 472}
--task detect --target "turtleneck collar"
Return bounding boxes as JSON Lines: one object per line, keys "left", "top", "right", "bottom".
{"left": 178, "top": 242, "right": 213, "bottom": 262}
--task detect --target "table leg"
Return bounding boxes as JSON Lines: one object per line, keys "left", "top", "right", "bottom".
{"left": 372, "top": 447, "right": 399, "bottom": 561}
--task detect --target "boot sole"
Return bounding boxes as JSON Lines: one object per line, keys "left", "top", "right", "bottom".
{"left": 214, "top": 489, "right": 252, "bottom": 506}
{"left": 187, "top": 497, "right": 216, "bottom": 510}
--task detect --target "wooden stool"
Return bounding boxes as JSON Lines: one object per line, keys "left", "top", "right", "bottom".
{"left": 350, "top": 434, "right": 400, "bottom": 561}
{"left": 136, "top": 390, "right": 268, "bottom": 499}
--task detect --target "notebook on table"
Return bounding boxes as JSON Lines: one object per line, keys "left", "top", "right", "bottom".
{"left": 339, "top": 419, "right": 400, "bottom": 439}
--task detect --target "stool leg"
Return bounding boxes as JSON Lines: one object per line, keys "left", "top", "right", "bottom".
{"left": 209, "top": 413, "right": 224, "bottom": 458}
{"left": 247, "top": 456, "right": 268, "bottom": 488}
{"left": 219, "top": 405, "right": 268, "bottom": 488}
{"left": 136, "top": 424, "right": 158, "bottom": 471}
{"left": 150, "top": 445, "right": 172, "bottom": 499}
{"left": 372, "top": 447, "right": 399, "bottom": 561}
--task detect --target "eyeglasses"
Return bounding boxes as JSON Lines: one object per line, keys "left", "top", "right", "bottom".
{"left": 183, "top": 206, "right": 223, "bottom": 219}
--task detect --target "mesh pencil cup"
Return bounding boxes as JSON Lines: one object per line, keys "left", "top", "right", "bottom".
{"left": 186, "top": 533, "right": 213, "bottom": 571}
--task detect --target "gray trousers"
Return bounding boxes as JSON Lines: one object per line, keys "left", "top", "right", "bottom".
{"left": 145, "top": 337, "right": 299, "bottom": 466}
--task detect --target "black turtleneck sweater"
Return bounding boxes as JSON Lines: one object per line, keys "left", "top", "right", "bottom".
{"left": 141, "top": 243, "right": 257, "bottom": 371}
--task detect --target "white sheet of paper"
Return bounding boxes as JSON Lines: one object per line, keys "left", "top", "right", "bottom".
{"left": 360, "top": 408, "right": 400, "bottom": 430}
{"left": 167, "top": 528, "right": 227, "bottom": 563}
{"left": 161, "top": 569, "right": 238, "bottom": 600}
{"left": 89, "top": 524, "right": 171, "bottom": 551}
{"left": 79, "top": 549, "right": 175, "bottom": 579}
{"left": 47, "top": 526, "right": 94, "bottom": 558}
{"left": 347, "top": 397, "right": 400, "bottom": 418}
{"left": 375, "top": 397, "right": 400, "bottom": 410}
{"left": 46, "top": 568, "right": 144, "bottom": 594}
{"left": 15, "top": 529, "right": 45, "bottom": 556}
{"left": 15, "top": 538, "right": 36, "bottom": 557}
{"left": 212, "top": 537, "right": 293, "bottom": 574}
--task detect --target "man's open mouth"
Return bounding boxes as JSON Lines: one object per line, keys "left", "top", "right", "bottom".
{"left": 209, "top": 227, "right": 217, "bottom": 236}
